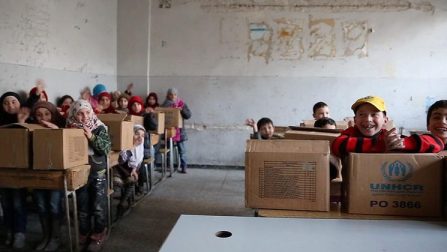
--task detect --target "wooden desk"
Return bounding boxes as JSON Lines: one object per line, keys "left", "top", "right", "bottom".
{"left": 160, "top": 215, "right": 447, "bottom": 252}
{"left": 0, "top": 166, "right": 89, "bottom": 252}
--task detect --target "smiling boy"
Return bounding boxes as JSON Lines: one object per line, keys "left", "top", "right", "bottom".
{"left": 427, "top": 100, "right": 447, "bottom": 149}
{"left": 331, "top": 96, "right": 444, "bottom": 158}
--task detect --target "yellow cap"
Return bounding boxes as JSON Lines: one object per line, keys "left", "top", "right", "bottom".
{"left": 351, "top": 96, "right": 386, "bottom": 112}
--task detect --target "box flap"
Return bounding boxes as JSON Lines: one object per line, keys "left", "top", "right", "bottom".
{"left": 0, "top": 123, "right": 47, "bottom": 130}
{"left": 155, "top": 107, "right": 181, "bottom": 112}
{"left": 97, "top": 113, "right": 127, "bottom": 122}
{"left": 246, "top": 139, "right": 329, "bottom": 153}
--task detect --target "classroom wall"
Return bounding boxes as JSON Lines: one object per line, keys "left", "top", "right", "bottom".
{"left": 149, "top": 0, "right": 447, "bottom": 166}
{"left": 0, "top": 0, "right": 117, "bottom": 103}
{"left": 117, "top": 0, "right": 151, "bottom": 96}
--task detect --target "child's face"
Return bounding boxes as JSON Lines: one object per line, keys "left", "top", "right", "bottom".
{"left": 354, "top": 104, "right": 387, "bottom": 137}
{"left": 132, "top": 103, "right": 142, "bottom": 113}
{"left": 313, "top": 106, "right": 330, "bottom": 120}
{"left": 259, "top": 123, "right": 275, "bottom": 139}
{"left": 76, "top": 108, "right": 90, "bottom": 124}
{"left": 167, "top": 93, "right": 177, "bottom": 101}
{"left": 62, "top": 98, "right": 73, "bottom": 107}
{"left": 322, "top": 124, "right": 336, "bottom": 129}
{"left": 148, "top": 96, "right": 156, "bottom": 105}
{"left": 118, "top": 97, "right": 128, "bottom": 109}
{"left": 427, "top": 107, "right": 447, "bottom": 143}
{"left": 35, "top": 108, "right": 52, "bottom": 123}
{"left": 133, "top": 129, "right": 145, "bottom": 146}
{"left": 99, "top": 96, "right": 111, "bottom": 108}
{"left": 2, "top": 96, "right": 21, "bottom": 114}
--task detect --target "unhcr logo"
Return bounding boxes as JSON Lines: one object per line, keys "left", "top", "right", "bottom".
{"left": 381, "top": 160, "right": 413, "bottom": 182}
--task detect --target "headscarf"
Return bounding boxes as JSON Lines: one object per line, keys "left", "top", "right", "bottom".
{"left": 128, "top": 96, "right": 145, "bottom": 116}
{"left": 66, "top": 99, "right": 105, "bottom": 130}
{"left": 162, "top": 88, "right": 184, "bottom": 108}
{"left": 32, "top": 101, "right": 66, "bottom": 128}
{"left": 128, "top": 124, "right": 146, "bottom": 169}
{"left": 98, "top": 92, "right": 116, "bottom": 114}
{"left": 29, "top": 87, "right": 48, "bottom": 101}
{"left": 0, "top": 92, "right": 22, "bottom": 125}
{"left": 145, "top": 92, "right": 159, "bottom": 109}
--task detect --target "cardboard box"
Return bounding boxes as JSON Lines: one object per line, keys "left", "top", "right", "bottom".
{"left": 284, "top": 129, "right": 340, "bottom": 145}
{"left": 344, "top": 153, "right": 443, "bottom": 217}
{"left": 155, "top": 107, "right": 182, "bottom": 128}
{"left": 98, "top": 114, "right": 134, "bottom": 151}
{"left": 245, "top": 139, "right": 330, "bottom": 211}
{"left": 0, "top": 164, "right": 90, "bottom": 190}
{"left": 125, "top": 115, "right": 144, "bottom": 126}
{"left": 0, "top": 123, "right": 46, "bottom": 168}
{"left": 33, "top": 129, "right": 88, "bottom": 170}
{"left": 152, "top": 112, "right": 165, "bottom": 134}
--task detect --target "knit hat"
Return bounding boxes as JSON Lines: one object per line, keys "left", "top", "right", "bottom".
{"left": 128, "top": 96, "right": 145, "bottom": 115}
{"left": 98, "top": 92, "right": 112, "bottom": 101}
{"left": 167, "top": 88, "right": 178, "bottom": 95}
{"left": 93, "top": 84, "right": 107, "bottom": 97}
{"left": 351, "top": 96, "right": 386, "bottom": 113}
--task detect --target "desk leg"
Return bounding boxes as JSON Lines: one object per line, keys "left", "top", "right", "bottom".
{"left": 71, "top": 191, "right": 79, "bottom": 252}
{"left": 168, "top": 137, "right": 174, "bottom": 177}
{"left": 64, "top": 177, "right": 73, "bottom": 252}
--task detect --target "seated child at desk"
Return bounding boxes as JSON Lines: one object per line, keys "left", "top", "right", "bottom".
{"left": 313, "top": 102, "right": 330, "bottom": 120}
{"left": 314, "top": 117, "right": 336, "bottom": 129}
{"left": 314, "top": 117, "right": 341, "bottom": 182}
{"left": 331, "top": 96, "right": 444, "bottom": 158}
{"left": 245, "top": 117, "right": 282, "bottom": 140}
{"left": 426, "top": 100, "right": 447, "bottom": 149}
{"left": 113, "top": 125, "right": 146, "bottom": 218}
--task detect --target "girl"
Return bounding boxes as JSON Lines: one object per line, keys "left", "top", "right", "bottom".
{"left": 66, "top": 99, "right": 111, "bottom": 251}
{"left": 128, "top": 95, "right": 145, "bottom": 116}
{"left": 161, "top": 88, "right": 192, "bottom": 173}
{"left": 116, "top": 94, "right": 129, "bottom": 114}
{"left": 56, "top": 95, "right": 74, "bottom": 118}
{"left": 113, "top": 125, "right": 146, "bottom": 218}
{"left": 145, "top": 92, "right": 159, "bottom": 113}
{"left": 98, "top": 92, "right": 117, "bottom": 114}
{"left": 30, "top": 101, "right": 66, "bottom": 251}
{"left": 0, "top": 92, "right": 28, "bottom": 249}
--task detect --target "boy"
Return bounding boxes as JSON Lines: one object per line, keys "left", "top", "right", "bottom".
{"left": 313, "top": 102, "right": 330, "bottom": 120}
{"left": 314, "top": 117, "right": 337, "bottom": 129}
{"left": 332, "top": 96, "right": 444, "bottom": 158}
{"left": 245, "top": 117, "right": 281, "bottom": 140}
{"left": 426, "top": 100, "right": 447, "bottom": 149}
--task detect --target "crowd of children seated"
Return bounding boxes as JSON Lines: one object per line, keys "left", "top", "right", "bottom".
{"left": 0, "top": 80, "right": 191, "bottom": 251}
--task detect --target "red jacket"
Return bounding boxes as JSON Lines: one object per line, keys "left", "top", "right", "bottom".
{"left": 331, "top": 127, "right": 444, "bottom": 158}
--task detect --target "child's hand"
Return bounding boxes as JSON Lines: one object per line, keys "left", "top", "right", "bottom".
{"left": 81, "top": 88, "right": 91, "bottom": 100}
{"left": 385, "top": 128, "right": 404, "bottom": 151}
{"left": 145, "top": 107, "right": 155, "bottom": 113}
{"left": 245, "top": 118, "right": 258, "bottom": 132}
{"left": 17, "top": 107, "right": 30, "bottom": 123}
{"left": 130, "top": 169, "right": 138, "bottom": 181}
{"left": 35, "top": 79, "right": 45, "bottom": 93}
{"left": 83, "top": 125, "right": 93, "bottom": 140}
{"left": 126, "top": 83, "right": 134, "bottom": 92}
{"left": 40, "top": 120, "right": 59, "bottom": 129}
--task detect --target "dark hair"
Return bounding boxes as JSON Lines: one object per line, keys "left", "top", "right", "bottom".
{"left": 427, "top": 100, "right": 447, "bottom": 127}
{"left": 56, "top": 95, "right": 74, "bottom": 107}
{"left": 257, "top": 117, "right": 273, "bottom": 130}
{"left": 313, "top": 102, "right": 328, "bottom": 114}
{"left": 314, "top": 117, "right": 336, "bottom": 128}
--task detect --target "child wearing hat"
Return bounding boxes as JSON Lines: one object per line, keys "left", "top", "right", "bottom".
{"left": 331, "top": 96, "right": 444, "bottom": 158}
{"left": 66, "top": 99, "right": 111, "bottom": 251}
{"left": 426, "top": 100, "right": 447, "bottom": 149}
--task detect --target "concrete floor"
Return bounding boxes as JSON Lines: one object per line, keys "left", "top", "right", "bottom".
{"left": 1, "top": 168, "right": 254, "bottom": 251}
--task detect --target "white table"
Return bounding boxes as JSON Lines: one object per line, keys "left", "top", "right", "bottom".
{"left": 160, "top": 215, "right": 447, "bottom": 252}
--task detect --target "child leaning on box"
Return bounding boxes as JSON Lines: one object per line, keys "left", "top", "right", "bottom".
{"left": 331, "top": 96, "right": 444, "bottom": 158}
{"left": 427, "top": 100, "right": 447, "bottom": 149}
{"left": 245, "top": 117, "right": 283, "bottom": 140}
{"left": 66, "top": 99, "right": 112, "bottom": 252}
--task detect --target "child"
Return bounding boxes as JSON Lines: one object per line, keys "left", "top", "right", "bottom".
{"left": 245, "top": 117, "right": 278, "bottom": 140}
{"left": 145, "top": 92, "right": 159, "bottom": 113}
{"left": 314, "top": 117, "right": 337, "bottom": 129}
{"left": 113, "top": 125, "right": 146, "bottom": 218}
{"left": 116, "top": 94, "right": 130, "bottom": 114}
{"left": 30, "top": 101, "right": 66, "bottom": 251}
{"left": 66, "top": 99, "right": 111, "bottom": 251}
{"left": 128, "top": 95, "right": 145, "bottom": 116}
{"left": 98, "top": 92, "right": 117, "bottom": 114}
{"left": 426, "top": 100, "right": 447, "bottom": 148}
{"left": 331, "top": 96, "right": 444, "bottom": 158}
{"left": 161, "top": 88, "right": 192, "bottom": 173}
{"left": 56, "top": 95, "right": 74, "bottom": 118}
{"left": 80, "top": 87, "right": 99, "bottom": 112}
{"left": 313, "top": 102, "right": 330, "bottom": 120}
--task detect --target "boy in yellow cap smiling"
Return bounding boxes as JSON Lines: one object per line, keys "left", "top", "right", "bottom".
{"left": 332, "top": 96, "right": 444, "bottom": 158}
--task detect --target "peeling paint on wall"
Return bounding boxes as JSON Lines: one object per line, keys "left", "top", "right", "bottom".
{"left": 248, "top": 23, "right": 273, "bottom": 63}
{"left": 272, "top": 18, "right": 305, "bottom": 60}
{"left": 342, "top": 21, "right": 368, "bottom": 58}
{"left": 308, "top": 17, "right": 336, "bottom": 59}
{"left": 200, "top": 0, "right": 435, "bottom": 13}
